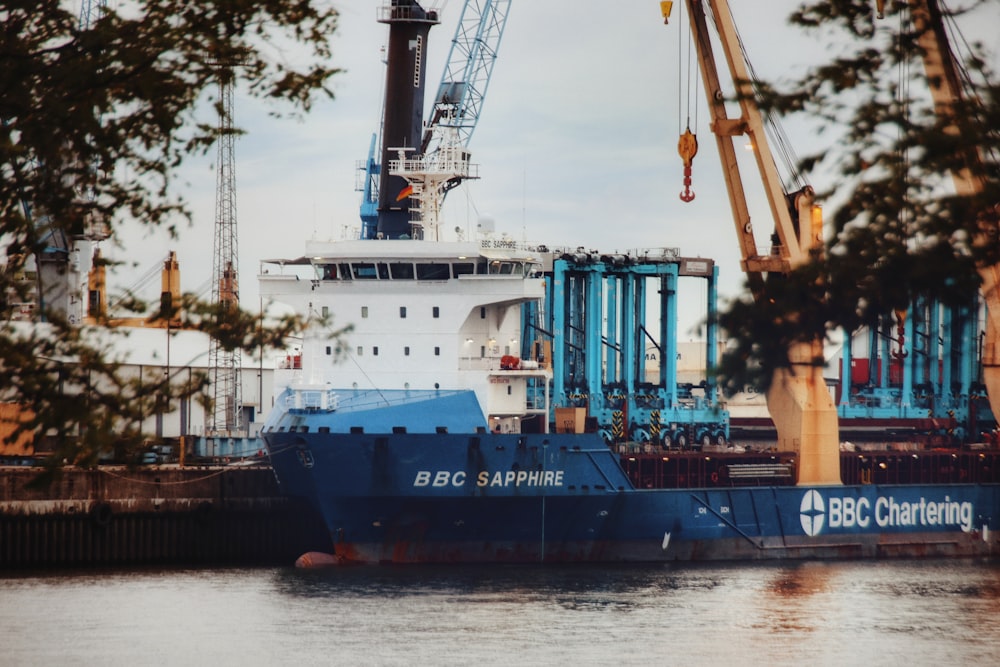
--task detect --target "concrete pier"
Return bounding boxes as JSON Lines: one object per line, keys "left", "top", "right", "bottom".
{"left": 0, "top": 465, "right": 329, "bottom": 569}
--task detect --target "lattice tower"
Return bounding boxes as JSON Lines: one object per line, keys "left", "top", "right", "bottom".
{"left": 208, "top": 69, "right": 242, "bottom": 434}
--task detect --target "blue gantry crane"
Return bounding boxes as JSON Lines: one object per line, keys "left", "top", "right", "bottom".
{"left": 836, "top": 296, "right": 995, "bottom": 443}
{"left": 521, "top": 249, "right": 729, "bottom": 450}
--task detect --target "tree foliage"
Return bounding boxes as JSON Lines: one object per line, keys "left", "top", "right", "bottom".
{"left": 715, "top": 0, "right": 1000, "bottom": 395}
{"left": 0, "top": 0, "right": 340, "bottom": 476}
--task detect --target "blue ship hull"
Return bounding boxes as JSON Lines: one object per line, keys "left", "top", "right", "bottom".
{"left": 262, "top": 390, "right": 1000, "bottom": 563}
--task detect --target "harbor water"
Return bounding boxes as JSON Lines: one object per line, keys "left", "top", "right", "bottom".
{"left": 2, "top": 559, "right": 998, "bottom": 666}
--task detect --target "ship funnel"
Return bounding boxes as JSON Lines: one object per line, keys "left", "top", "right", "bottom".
{"left": 375, "top": 1, "right": 440, "bottom": 239}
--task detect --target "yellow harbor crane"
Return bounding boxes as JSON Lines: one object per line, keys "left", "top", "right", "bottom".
{"left": 664, "top": 0, "right": 1000, "bottom": 483}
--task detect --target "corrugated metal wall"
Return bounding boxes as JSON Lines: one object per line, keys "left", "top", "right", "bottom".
{"left": 0, "top": 466, "right": 329, "bottom": 568}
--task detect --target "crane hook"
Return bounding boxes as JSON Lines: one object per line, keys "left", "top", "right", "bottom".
{"left": 677, "top": 127, "right": 698, "bottom": 203}
{"left": 891, "top": 308, "right": 909, "bottom": 360}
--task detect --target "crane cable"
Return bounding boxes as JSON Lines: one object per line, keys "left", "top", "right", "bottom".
{"left": 894, "top": 1, "right": 997, "bottom": 245}
{"left": 895, "top": 4, "right": 915, "bottom": 252}
{"left": 712, "top": 6, "right": 806, "bottom": 195}
{"left": 108, "top": 254, "right": 170, "bottom": 314}
{"left": 937, "top": 0, "right": 999, "bottom": 164}
{"left": 675, "top": 0, "right": 699, "bottom": 202}
{"left": 677, "top": 1, "right": 699, "bottom": 136}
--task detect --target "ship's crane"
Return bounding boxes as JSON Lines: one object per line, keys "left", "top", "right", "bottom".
{"left": 671, "top": 0, "right": 841, "bottom": 484}
{"left": 898, "top": 0, "right": 1000, "bottom": 434}
{"left": 7, "top": 0, "right": 112, "bottom": 325}
{"left": 421, "top": 0, "right": 512, "bottom": 161}
{"left": 358, "top": 0, "right": 511, "bottom": 239}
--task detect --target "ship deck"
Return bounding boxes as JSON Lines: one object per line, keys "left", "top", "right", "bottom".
{"left": 616, "top": 447, "right": 1000, "bottom": 489}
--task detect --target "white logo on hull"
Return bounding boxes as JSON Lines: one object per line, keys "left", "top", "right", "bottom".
{"left": 799, "top": 490, "right": 975, "bottom": 536}
{"left": 800, "top": 489, "right": 825, "bottom": 537}
{"left": 413, "top": 469, "right": 565, "bottom": 488}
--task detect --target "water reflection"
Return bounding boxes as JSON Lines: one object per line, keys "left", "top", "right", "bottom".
{"left": 2, "top": 560, "right": 998, "bottom": 666}
{"left": 753, "top": 561, "right": 833, "bottom": 634}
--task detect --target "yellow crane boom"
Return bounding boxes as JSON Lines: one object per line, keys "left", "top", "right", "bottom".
{"left": 675, "top": 0, "right": 841, "bottom": 484}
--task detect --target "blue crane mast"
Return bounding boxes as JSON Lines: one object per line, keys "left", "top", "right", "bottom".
{"left": 421, "top": 0, "right": 511, "bottom": 158}
{"left": 359, "top": 0, "right": 512, "bottom": 239}
{"left": 78, "top": 0, "right": 106, "bottom": 29}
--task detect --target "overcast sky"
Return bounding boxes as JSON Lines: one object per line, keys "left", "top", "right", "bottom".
{"left": 108, "top": 0, "right": 999, "bottom": 337}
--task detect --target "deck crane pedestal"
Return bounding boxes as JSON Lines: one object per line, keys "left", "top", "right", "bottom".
{"left": 677, "top": 0, "right": 841, "bottom": 484}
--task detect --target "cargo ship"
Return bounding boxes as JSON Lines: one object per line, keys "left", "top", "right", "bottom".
{"left": 258, "top": 1, "right": 1000, "bottom": 564}
{"left": 258, "top": 235, "right": 999, "bottom": 563}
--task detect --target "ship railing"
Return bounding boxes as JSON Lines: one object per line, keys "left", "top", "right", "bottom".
{"left": 376, "top": 4, "right": 439, "bottom": 24}
{"left": 286, "top": 386, "right": 339, "bottom": 413}
{"left": 459, "top": 357, "right": 498, "bottom": 371}
{"left": 524, "top": 396, "right": 548, "bottom": 411}
{"left": 460, "top": 357, "right": 552, "bottom": 373}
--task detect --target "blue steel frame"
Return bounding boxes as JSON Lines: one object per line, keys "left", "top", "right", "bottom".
{"left": 837, "top": 294, "right": 994, "bottom": 441}
{"left": 527, "top": 253, "right": 726, "bottom": 447}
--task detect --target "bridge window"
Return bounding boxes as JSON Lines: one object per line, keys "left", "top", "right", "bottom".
{"left": 390, "top": 262, "right": 414, "bottom": 279}
{"left": 453, "top": 262, "right": 474, "bottom": 277}
{"left": 416, "top": 263, "right": 450, "bottom": 280}
{"left": 352, "top": 262, "right": 377, "bottom": 279}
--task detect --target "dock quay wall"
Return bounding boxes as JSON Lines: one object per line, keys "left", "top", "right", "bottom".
{"left": 0, "top": 465, "right": 329, "bottom": 569}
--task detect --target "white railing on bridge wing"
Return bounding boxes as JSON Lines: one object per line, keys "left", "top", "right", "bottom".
{"left": 286, "top": 387, "right": 339, "bottom": 413}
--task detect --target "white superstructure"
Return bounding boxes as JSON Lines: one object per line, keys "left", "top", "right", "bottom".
{"left": 259, "top": 236, "right": 552, "bottom": 432}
